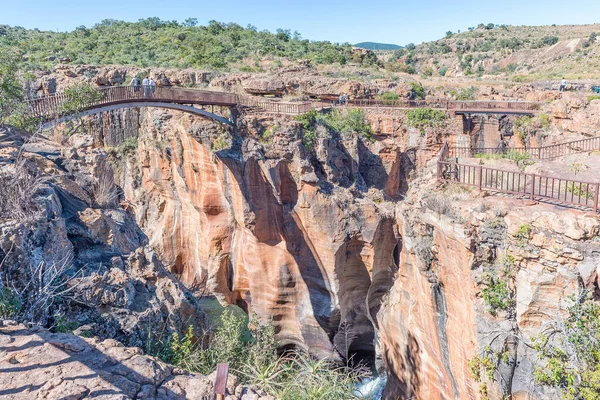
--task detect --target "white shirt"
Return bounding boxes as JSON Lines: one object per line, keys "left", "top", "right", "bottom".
{"left": 149, "top": 79, "right": 156, "bottom": 87}
{"left": 561, "top": 79, "right": 567, "bottom": 85}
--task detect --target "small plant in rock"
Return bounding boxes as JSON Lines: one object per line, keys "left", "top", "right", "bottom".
{"left": 118, "top": 137, "right": 138, "bottom": 156}
{"left": 0, "top": 286, "right": 21, "bottom": 318}
{"left": 513, "top": 223, "right": 531, "bottom": 245}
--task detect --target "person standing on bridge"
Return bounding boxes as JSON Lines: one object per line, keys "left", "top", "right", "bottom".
{"left": 560, "top": 77, "right": 567, "bottom": 92}
{"left": 142, "top": 77, "right": 150, "bottom": 98}
{"left": 339, "top": 94, "right": 343, "bottom": 106}
{"left": 344, "top": 94, "right": 349, "bottom": 106}
{"left": 131, "top": 76, "right": 141, "bottom": 95}
{"left": 149, "top": 77, "right": 156, "bottom": 98}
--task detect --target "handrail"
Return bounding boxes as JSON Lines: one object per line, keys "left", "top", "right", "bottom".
{"left": 26, "top": 86, "right": 238, "bottom": 119}
{"left": 452, "top": 136, "right": 600, "bottom": 160}
{"left": 437, "top": 140, "right": 600, "bottom": 212}
{"left": 27, "top": 85, "right": 540, "bottom": 120}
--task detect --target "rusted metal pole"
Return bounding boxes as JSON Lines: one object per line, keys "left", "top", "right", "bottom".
{"left": 594, "top": 183, "right": 599, "bottom": 213}
{"left": 214, "top": 363, "right": 229, "bottom": 400}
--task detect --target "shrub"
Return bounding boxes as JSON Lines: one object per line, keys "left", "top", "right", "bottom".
{"left": 409, "top": 82, "right": 426, "bottom": 99}
{"left": 514, "top": 223, "right": 531, "bottom": 245}
{"left": 380, "top": 91, "right": 399, "bottom": 101}
{"left": 532, "top": 292, "right": 600, "bottom": 400}
{"left": 61, "top": 82, "right": 103, "bottom": 114}
{"left": 588, "top": 95, "right": 600, "bottom": 102}
{"left": 438, "top": 66, "right": 449, "bottom": 76}
{"left": 118, "top": 137, "right": 138, "bottom": 155}
{"left": 0, "top": 286, "right": 21, "bottom": 318}
{"left": 405, "top": 108, "right": 447, "bottom": 135}
{"left": 421, "top": 66, "right": 434, "bottom": 77}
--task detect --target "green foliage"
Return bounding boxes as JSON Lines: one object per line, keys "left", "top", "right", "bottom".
{"left": 295, "top": 108, "right": 374, "bottom": 148}
{"left": 438, "top": 66, "right": 449, "bottom": 76}
{"left": 118, "top": 137, "right": 138, "bottom": 155}
{"left": 354, "top": 42, "right": 402, "bottom": 51}
{"left": 0, "top": 286, "right": 21, "bottom": 318}
{"left": 420, "top": 66, "right": 434, "bottom": 77}
{"left": 408, "top": 82, "right": 425, "bottom": 99}
{"left": 380, "top": 91, "right": 399, "bottom": 101}
{"left": 514, "top": 223, "right": 531, "bottom": 245}
{"left": 405, "top": 108, "right": 447, "bottom": 135}
{"left": 0, "top": 20, "right": 379, "bottom": 70}
{"left": 61, "top": 82, "right": 103, "bottom": 114}
{"left": 148, "top": 309, "right": 367, "bottom": 400}
{"left": 481, "top": 254, "right": 516, "bottom": 316}
{"left": 532, "top": 293, "right": 600, "bottom": 400}
{"left": 566, "top": 182, "right": 594, "bottom": 200}
{"left": 588, "top": 95, "right": 600, "bottom": 102}
{"left": 450, "top": 86, "right": 477, "bottom": 100}
{"left": 53, "top": 314, "right": 80, "bottom": 333}
{"left": 0, "top": 49, "right": 40, "bottom": 131}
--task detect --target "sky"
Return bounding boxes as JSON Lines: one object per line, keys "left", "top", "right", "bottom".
{"left": 1, "top": 0, "right": 600, "bottom": 45}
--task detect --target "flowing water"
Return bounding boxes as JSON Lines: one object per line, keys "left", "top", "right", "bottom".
{"left": 354, "top": 375, "right": 387, "bottom": 399}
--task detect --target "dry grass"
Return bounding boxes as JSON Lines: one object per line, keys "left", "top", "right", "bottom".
{"left": 0, "top": 162, "right": 41, "bottom": 222}
{"left": 93, "top": 164, "right": 118, "bottom": 208}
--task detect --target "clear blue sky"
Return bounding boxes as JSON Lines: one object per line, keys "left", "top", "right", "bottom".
{"left": 1, "top": 0, "right": 600, "bottom": 45}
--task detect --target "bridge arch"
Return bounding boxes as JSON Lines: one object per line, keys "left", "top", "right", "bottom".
{"left": 41, "top": 102, "right": 234, "bottom": 129}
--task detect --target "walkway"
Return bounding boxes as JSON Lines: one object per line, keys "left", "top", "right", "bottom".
{"left": 437, "top": 137, "right": 600, "bottom": 212}
{"left": 27, "top": 86, "right": 238, "bottom": 125}
{"left": 27, "top": 86, "right": 540, "bottom": 125}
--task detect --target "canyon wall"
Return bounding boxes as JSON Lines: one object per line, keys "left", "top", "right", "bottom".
{"left": 68, "top": 103, "right": 600, "bottom": 399}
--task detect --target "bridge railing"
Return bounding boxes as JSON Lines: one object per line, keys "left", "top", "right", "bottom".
{"left": 449, "top": 100, "right": 539, "bottom": 111}
{"left": 27, "top": 86, "right": 238, "bottom": 118}
{"left": 238, "top": 96, "right": 313, "bottom": 114}
{"left": 451, "top": 136, "right": 600, "bottom": 160}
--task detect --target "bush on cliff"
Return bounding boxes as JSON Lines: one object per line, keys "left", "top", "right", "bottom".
{"left": 532, "top": 291, "right": 600, "bottom": 400}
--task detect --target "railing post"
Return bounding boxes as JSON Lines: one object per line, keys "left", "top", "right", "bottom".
{"left": 538, "top": 147, "right": 542, "bottom": 159}
{"left": 478, "top": 166, "right": 483, "bottom": 190}
{"left": 530, "top": 175, "right": 535, "bottom": 200}
{"left": 594, "top": 183, "right": 600, "bottom": 213}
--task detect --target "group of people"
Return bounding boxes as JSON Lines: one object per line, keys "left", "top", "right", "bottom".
{"left": 130, "top": 76, "right": 156, "bottom": 97}
{"left": 335, "top": 94, "right": 349, "bottom": 106}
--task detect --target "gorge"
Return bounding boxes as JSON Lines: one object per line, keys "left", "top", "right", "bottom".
{"left": 1, "top": 20, "right": 600, "bottom": 400}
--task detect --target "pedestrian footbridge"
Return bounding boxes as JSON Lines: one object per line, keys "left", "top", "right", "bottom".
{"left": 27, "top": 86, "right": 539, "bottom": 129}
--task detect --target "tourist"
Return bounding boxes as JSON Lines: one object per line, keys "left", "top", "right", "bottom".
{"left": 142, "top": 76, "right": 149, "bottom": 97}
{"left": 149, "top": 77, "right": 156, "bottom": 97}
{"left": 339, "top": 94, "right": 343, "bottom": 106}
{"left": 560, "top": 77, "right": 567, "bottom": 92}
{"left": 344, "top": 94, "right": 349, "bottom": 105}
{"left": 130, "top": 76, "right": 141, "bottom": 94}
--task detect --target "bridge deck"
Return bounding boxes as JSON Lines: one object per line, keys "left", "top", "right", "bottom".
{"left": 26, "top": 86, "right": 540, "bottom": 122}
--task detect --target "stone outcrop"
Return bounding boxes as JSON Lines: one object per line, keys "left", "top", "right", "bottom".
{"left": 0, "top": 126, "right": 206, "bottom": 347}
{"left": 0, "top": 322, "right": 275, "bottom": 400}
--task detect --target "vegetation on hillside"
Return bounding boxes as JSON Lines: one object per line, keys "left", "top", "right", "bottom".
{"left": 0, "top": 19, "right": 379, "bottom": 70}
{"left": 383, "top": 23, "right": 600, "bottom": 78}
{"left": 354, "top": 42, "right": 402, "bottom": 51}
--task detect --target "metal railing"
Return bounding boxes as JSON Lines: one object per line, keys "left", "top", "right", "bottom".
{"left": 437, "top": 140, "right": 600, "bottom": 212}
{"left": 452, "top": 136, "right": 600, "bottom": 160}
{"left": 27, "top": 86, "right": 238, "bottom": 119}
{"left": 238, "top": 96, "right": 313, "bottom": 114}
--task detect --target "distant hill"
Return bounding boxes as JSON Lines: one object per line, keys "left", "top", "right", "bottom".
{"left": 355, "top": 42, "right": 402, "bottom": 51}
